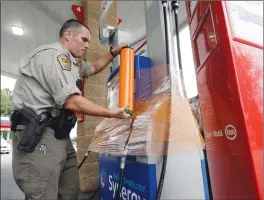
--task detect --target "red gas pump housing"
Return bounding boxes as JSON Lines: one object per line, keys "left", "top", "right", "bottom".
{"left": 186, "top": 1, "right": 263, "bottom": 199}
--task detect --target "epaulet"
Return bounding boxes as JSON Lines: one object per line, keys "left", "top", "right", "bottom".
{"left": 57, "top": 54, "right": 71, "bottom": 71}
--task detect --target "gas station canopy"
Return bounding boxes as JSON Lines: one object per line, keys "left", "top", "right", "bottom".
{"left": 1, "top": 1, "right": 187, "bottom": 79}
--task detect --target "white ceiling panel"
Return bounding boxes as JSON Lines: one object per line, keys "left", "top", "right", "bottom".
{"left": 1, "top": 1, "right": 188, "bottom": 79}
{"left": 117, "top": 1, "right": 187, "bottom": 34}
{"left": 1, "top": 1, "right": 79, "bottom": 79}
{"left": 117, "top": 1, "right": 146, "bottom": 33}
{"left": 32, "top": 1, "right": 79, "bottom": 24}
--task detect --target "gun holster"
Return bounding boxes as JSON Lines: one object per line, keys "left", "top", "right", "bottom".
{"left": 47, "top": 109, "right": 77, "bottom": 140}
{"left": 14, "top": 107, "right": 50, "bottom": 152}
{"left": 11, "top": 108, "right": 77, "bottom": 152}
{"left": 10, "top": 111, "right": 20, "bottom": 132}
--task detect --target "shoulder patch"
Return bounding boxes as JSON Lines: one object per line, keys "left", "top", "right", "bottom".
{"left": 57, "top": 55, "right": 71, "bottom": 71}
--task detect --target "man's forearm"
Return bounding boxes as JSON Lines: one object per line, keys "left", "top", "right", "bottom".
{"left": 64, "top": 94, "right": 113, "bottom": 118}
{"left": 91, "top": 48, "right": 119, "bottom": 75}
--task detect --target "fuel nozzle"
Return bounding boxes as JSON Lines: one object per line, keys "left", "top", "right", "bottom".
{"left": 171, "top": 1, "right": 180, "bottom": 12}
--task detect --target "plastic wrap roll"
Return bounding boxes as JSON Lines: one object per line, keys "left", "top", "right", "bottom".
{"left": 88, "top": 64, "right": 204, "bottom": 156}
{"left": 119, "top": 47, "right": 135, "bottom": 114}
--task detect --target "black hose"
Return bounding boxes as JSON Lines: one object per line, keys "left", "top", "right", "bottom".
{"left": 156, "top": 154, "right": 168, "bottom": 200}
{"left": 115, "top": 156, "right": 126, "bottom": 200}
{"left": 77, "top": 150, "right": 99, "bottom": 200}
{"left": 114, "top": 119, "right": 135, "bottom": 200}
{"left": 171, "top": 1, "right": 183, "bottom": 71}
{"left": 88, "top": 188, "right": 99, "bottom": 200}
{"left": 156, "top": 2, "right": 171, "bottom": 200}
{"left": 78, "top": 151, "right": 90, "bottom": 170}
{"left": 171, "top": 1, "right": 187, "bottom": 98}
{"left": 171, "top": 2, "right": 213, "bottom": 199}
{"left": 162, "top": 1, "right": 171, "bottom": 75}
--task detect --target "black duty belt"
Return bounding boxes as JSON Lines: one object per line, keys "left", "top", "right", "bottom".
{"left": 13, "top": 114, "right": 55, "bottom": 129}
{"left": 11, "top": 108, "right": 76, "bottom": 140}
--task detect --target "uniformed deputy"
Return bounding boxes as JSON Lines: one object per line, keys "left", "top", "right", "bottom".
{"left": 10, "top": 19, "right": 130, "bottom": 200}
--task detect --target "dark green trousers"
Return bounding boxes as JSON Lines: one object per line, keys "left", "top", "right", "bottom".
{"left": 12, "top": 125, "right": 79, "bottom": 200}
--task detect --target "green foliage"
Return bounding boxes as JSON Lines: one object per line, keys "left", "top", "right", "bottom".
{"left": 1, "top": 88, "right": 12, "bottom": 117}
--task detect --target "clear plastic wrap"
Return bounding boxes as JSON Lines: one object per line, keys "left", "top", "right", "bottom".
{"left": 88, "top": 64, "right": 204, "bottom": 156}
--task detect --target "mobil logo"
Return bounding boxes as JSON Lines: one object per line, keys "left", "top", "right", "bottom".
{"left": 225, "top": 124, "right": 237, "bottom": 140}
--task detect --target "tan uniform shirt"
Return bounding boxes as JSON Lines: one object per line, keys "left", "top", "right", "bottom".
{"left": 11, "top": 42, "right": 93, "bottom": 116}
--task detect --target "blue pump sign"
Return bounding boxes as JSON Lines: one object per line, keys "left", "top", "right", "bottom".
{"left": 99, "top": 155, "right": 157, "bottom": 200}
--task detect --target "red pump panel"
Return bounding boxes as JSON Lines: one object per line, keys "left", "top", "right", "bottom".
{"left": 186, "top": 1, "right": 263, "bottom": 199}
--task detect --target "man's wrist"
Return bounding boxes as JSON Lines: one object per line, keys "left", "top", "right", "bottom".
{"left": 103, "top": 109, "right": 114, "bottom": 118}
{"left": 110, "top": 48, "right": 119, "bottom": 56}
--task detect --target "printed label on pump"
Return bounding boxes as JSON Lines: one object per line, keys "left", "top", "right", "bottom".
{"left": 137, "top": 46, "right": 147, "bottom": 57}
{"left": 226, "top": 1, "right": 263, "bottom": 47}
{"left": 134, "top": 41, "right": 148, "bottom": 57}
{"left": 204, "top": 124, "right": 237, "bottom": 141}
{"left": 99, "top": 155, "right": 157, "bottom": 200}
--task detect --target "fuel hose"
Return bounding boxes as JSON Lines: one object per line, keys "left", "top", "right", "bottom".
{"left": 155, "top": 2, "right": 171, "bottom": 200}
{"left": 114, "top": 47, "right": 135, "bottom": 200}
{"left": 114, "top": 119, "right": 135, "bottom": 200}
{"left": 171, "top": 1, "right": 212, "bottom": 199}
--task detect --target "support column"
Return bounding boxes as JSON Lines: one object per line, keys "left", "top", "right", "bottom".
{"left": 77, "top": 0, "right": 117, "bottom": 192}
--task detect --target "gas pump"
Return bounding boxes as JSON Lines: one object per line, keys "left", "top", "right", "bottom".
{"left": 87, "top": 1, "right": 208, "bottom": 200}
{"left": 186, "top": 1, "right": 263, "bottom": 199}
{"left": 79, "top": 1, "right": 263, "bottom": 200}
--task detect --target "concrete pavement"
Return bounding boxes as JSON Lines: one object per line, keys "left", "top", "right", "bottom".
{"left": 1, "top": 151, "right": 98, "bottom": 200}
{"left": 1, "top": 152, "right": 24, "bottom": 200}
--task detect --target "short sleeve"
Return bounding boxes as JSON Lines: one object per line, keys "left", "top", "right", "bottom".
{"left": 78, "top": 60, "right": 94, "bottom": 78}
{"left": 19, "top": 49, "right": 81, "bottom": 108}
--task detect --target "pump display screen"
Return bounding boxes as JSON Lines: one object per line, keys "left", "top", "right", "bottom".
{"left": 226, "top": 1, "right": 263, "bottom": 47}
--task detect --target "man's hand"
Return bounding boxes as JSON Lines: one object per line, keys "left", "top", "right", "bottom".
{"left": 90, "top": 41, "right": 128, "bottom": 76}
{"left": 110, "top": 104, "right": 131, "bottom": 119}
{"left": 112, "top": 42, "right": 128, "bottom": 55}
{"left": 65, "top": 95, "right": 132, "bottom": 119}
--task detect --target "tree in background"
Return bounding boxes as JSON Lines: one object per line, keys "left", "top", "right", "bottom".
{"left": 1, "top": 88, "right": 12, "bottom": 117}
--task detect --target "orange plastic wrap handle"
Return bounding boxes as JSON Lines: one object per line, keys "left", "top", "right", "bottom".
{"left": 119, "top": 47, "right": 135, "bottom": 114}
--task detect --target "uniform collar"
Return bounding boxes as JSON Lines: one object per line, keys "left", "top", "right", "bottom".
{"left": 55, "top": 42, "right": 78, "bottom": 65}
